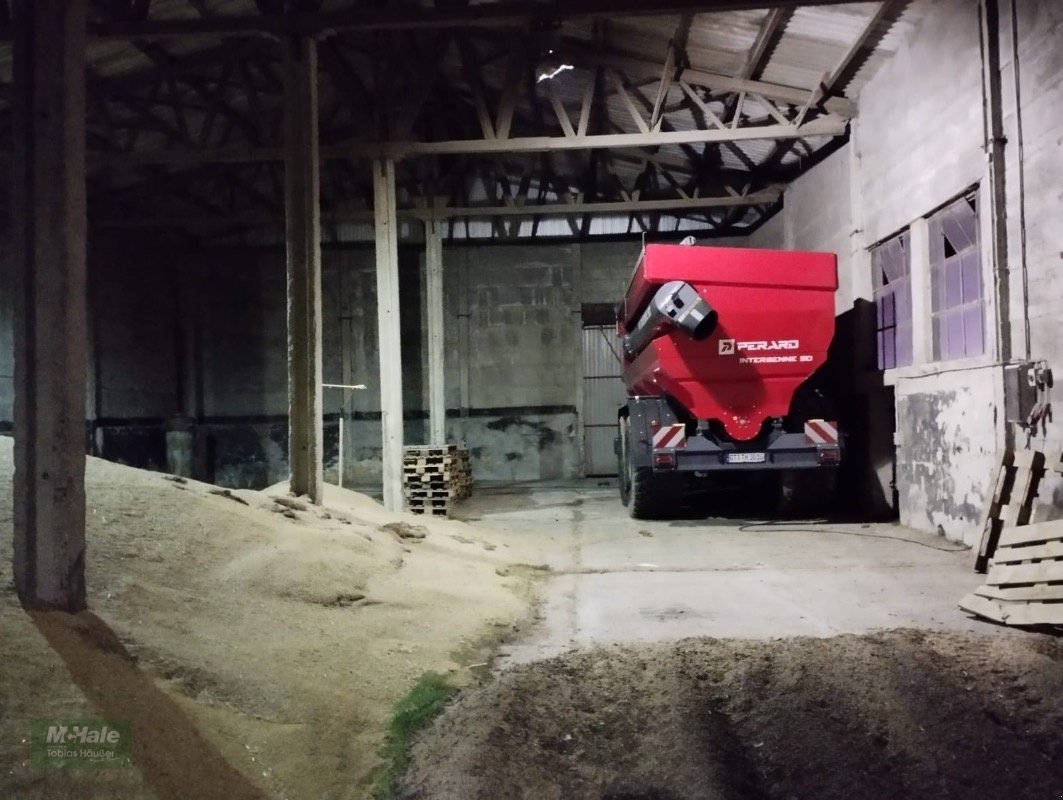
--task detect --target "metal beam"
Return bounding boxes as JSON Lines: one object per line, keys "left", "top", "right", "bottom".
{"left": 92, "top": 187, "right": 781, "bottom": 228}
{"left": 824, "top": 0, "right": 909, "bottom": 96}
{"left": 90, "top": 115, "right": 847, "bottom": 166}
{"left": 579, "top": 49, "right": 857, "bottom": 116}
{"left": 85, "top": 1, "right": 872, "bottom": 41}
{"left": 440, "top": 190, "right": 780, "bottom": 216}
{"left": 741, "top": 7, "right": 793, "bottom": 80}
{"left": 343, "top": 116, "right": 848, "bottom": 156}
{"left": 11, "top": 0, "right": 89, "bottom": 611}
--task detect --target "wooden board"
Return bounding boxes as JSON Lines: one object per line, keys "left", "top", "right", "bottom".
{"left": 959, "top": 593, "right": 1006, "bottom": 623}
{"left": 985, "top": 559, "right": 1063, "bottom": 586}
{"left": 997, "top": 519, "right": 1063, "bottom": 547}
{"left": 403, "top": 444, "right": 458, "bottom": 454}
{"left": 992, "top": 602, "right": 1063, "bottom": 626}
{"left": 408, "top": 507, "right": 449, "bottom": 517}
{"left": 960, "top": 593, "right": 1063, "bottom": 626}
{"left": 999, "top": 451, "right": 1045, "bottom": 528}
{"left": 991, "top": 540, "right": 1063, "bottom": 564}
{"left": 975, "top": 583, "right": 1063, "bottom": 602}
{"left": 404, "top": 490, "right": 460, "bottom": 499}
{"left": 403, "top": 467, "right": 467, "bottom": 476}
{"left": 974, "top": 452, "right": 1015, "bottom": 573}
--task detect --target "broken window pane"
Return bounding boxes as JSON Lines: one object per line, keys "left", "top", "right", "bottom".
{"left": 929, "top": 192, "right": 983, "bottom": 361}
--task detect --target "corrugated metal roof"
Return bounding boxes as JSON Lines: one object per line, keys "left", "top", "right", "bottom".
{"left": 0, "top": 1, "right": 930, "bottom": 241}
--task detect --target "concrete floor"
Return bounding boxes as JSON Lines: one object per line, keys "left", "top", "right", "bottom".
{"left": 456, "top": 480, "right": 1016, "bottom": 665}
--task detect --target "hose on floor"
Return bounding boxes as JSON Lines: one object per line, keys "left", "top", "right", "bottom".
{"left": 737, "top": 521, "right": 972, "bottom": 553}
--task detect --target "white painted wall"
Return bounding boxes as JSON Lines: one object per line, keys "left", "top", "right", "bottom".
{"left": 1002, "top": 0, "right": 1063, "bottom": 513}
{"left": 748, "top": 0, "right": 1063, "bottom": 539}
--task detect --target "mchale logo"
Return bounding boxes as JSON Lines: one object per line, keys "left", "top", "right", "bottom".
{"left": 45, "top": 724, "right": 122, "bottom": 746}
{"left": 32, "top": 719, "right": 132, "bottom": 770}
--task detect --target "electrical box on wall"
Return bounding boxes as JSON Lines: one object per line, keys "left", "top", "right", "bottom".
{"left": 1004, "top": 361, "right": 1053, "bottom": 425}
{"left": 1004, "top": 363, "right": 1038, "bottom": 423}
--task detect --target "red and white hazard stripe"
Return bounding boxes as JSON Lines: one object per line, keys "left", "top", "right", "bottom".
{"left": 652, "top": 423, "right": 687, "bottom": 450}
{"left": 804, "top": 419, "right": 839, "bottom": 446}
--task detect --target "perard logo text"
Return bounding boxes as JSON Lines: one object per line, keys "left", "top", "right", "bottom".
{"left": 738, "top": 339, "right": 800, "bottom": 352}
{"left": 719, "top": 338, "right": 800, "bottom": 356}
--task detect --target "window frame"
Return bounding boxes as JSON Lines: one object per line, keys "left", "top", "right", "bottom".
{"left": 928, "top": 193, "right": 984, "bottom": 362}
{"left": 871, "top": 230, "right": 914, "bottom": 371}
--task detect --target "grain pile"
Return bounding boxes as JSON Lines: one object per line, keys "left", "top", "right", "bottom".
{"left": 399, "top": 630, "right": 1063, "bottom": 800}
{"left": 0, "top": 437, "right": 534, "bottom": 800}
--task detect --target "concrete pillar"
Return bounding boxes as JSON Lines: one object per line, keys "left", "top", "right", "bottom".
{"left": 456, "top": 250, "right": 472, "bottom": 424}
{"left": 284, "top": 36, "right": 324, "bottom": 503}
{"left": 374, "top": 159, "right": 404, "bottom": 511}
{"left": 11, "top": 0, "right": 89, "bottom": 611}
{"left": 425, "top": 220, "right": 446, "bottom": 445}
{"left": 909, "top": 217, "right": 933, "bottom": 366}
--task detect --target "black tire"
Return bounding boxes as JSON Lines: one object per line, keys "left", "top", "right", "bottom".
{"left": 776, "top": 469, "right": 838, "bottom": 519}
{"left": 629, "top": 465, "right": 659, "bottom": 519}
{"left": 618, "top": 415, "right": 632, "bottom": 506}
{"left": 630, "top": 466, "right": 684, "bottom": 520}
{"left": 627, "top": 422, "right": 683, "bottom": 519}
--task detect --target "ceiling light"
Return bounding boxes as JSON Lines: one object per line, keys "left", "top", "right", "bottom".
{"left": 536, "top": 50, "right": 573, "bottom": 83}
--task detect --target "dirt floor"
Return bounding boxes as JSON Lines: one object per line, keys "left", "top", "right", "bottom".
{"left": 0, "top": 437, "right": 538, "bottom": 800}
{"left": 397, "top": 630, "right": 1063, "bottom": 800}
{"left": 5, "top": 450, "right": 1063, "bottom": 800}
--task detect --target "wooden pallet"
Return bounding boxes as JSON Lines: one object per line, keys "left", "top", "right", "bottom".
{"left": 960, "top": 518, "right": 1063, "bottom": 627}
{"left": 974, "top": 450, "right": 1045, "bottom": 573}
{"left": 403, "top": 467, "right": 468, "bottom": 479}
{"left": 407, "top": 506, "right": 449, "bottom": 518}
{"left": 401, "top": 445, "right": 472, "bottom": 512}
{"left": 406, "top": 498, "right": 450, "bottom": 507}
{"left": 404, "top": 444, "right": 459, "bottom": 452}
{"left": 403, "top": 457, "right": 459, "bottom": 468}
{"left": 404, "top": 488, "right": 461, "bottom": 499}
{"left": 404, "top": 482, "right": 471, "bottom": 494}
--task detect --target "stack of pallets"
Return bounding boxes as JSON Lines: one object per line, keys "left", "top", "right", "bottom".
{"left": 960, "top": 449, "right": 1063, "bottom": 627}
{"left": 402, "top": 445, "right": 472, "bottom": 517}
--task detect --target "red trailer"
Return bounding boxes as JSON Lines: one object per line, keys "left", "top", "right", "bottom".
{"left": 616, "top": 243, "right": 841, "bottom": 519}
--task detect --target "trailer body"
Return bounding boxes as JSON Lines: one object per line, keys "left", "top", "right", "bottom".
{"left": 616, "top": 244, "right": 841, "bottom": 517}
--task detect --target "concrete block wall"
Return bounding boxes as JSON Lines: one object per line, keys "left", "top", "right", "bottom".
{"left": 747, "top": 0, "right": 1001, "bottom": 541}
{"left": 853, "top": 0, "right": 1062, "bottom": 540}
{"left": 0, "top": 236, "right": 650, "bottom": 490}
{"left": 443, "top": 244, "right": 582, "bottom": 483}
{"left": 747, "top": 0, "right": 1063, "bottom": 541}
{"left": 1003, "top": 0, "right": 1063, "bottom": 513}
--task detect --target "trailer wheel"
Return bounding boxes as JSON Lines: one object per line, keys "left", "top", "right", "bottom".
{"left": 629, "top": 465, "right": 657, "bottom": 519}
{"left": 618, "top": 415, "right": 632, "bottom": 506}
{"left": 629, "top": 465, "right": 682, "bottom": 520}
{"left": 626, "top": 430, "right": 682, "bottom": 520}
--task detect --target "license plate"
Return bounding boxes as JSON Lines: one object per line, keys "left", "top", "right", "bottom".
{"left": 726, "top": 452, "right": 766, "bottom": 464}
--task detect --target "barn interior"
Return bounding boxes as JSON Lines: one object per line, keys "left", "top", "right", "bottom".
{"left": 2, "top": 1, "right": 1063, "bottom": 798}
